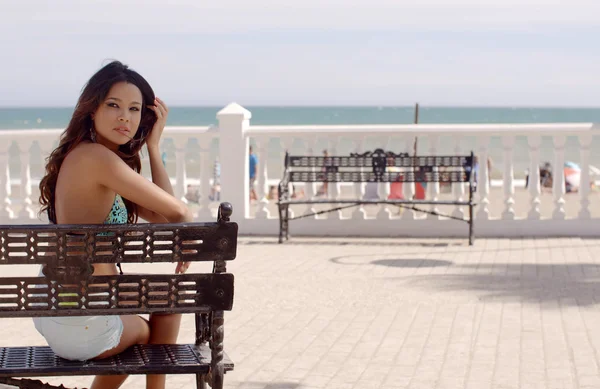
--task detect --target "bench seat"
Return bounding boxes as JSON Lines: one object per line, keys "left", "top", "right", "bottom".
{"left": 0, "top": 344, "right": 233, "bottom": 377}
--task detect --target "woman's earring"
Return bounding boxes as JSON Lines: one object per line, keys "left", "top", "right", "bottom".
{"left": 90, "top": 127, "right": 96, "bottom": 143}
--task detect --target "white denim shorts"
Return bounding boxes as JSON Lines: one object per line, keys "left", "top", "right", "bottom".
{"left": 33, "top": 315, "right": 123, "bottom": 361}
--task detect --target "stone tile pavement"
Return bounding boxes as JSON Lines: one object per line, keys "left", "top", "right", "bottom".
{"left": 2, "top": 237, "right": 600, "bottom": 388}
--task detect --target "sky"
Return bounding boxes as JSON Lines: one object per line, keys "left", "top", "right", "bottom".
{"left": 1, "top": 0, "right": 600, "bottom": 107}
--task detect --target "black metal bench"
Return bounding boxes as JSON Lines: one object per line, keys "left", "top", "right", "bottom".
{"left": 0, "top": 202, "right": 237, "bottom": 389}
{"left": 277, "top": 148, "right": 476, "bottom": 245}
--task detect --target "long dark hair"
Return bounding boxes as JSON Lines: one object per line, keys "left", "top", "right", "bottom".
{"left": 39, "top": 61, "right": 157, "bottom": 224}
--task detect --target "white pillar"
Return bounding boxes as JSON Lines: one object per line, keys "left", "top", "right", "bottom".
{"left": 501, "top": 136, "right": 515, "bottom": 220}
{"left": 427, "top": 135, "right": 440, "bottom": 220}
{"left": 552, "top": 135, "right": 566, "bottom": 220}
{"left": 527, "top": 135, "right": 541, "bottom": 220}
{"left": 18, "top": 140, "right": 35, "bottom": 221}
{"left": 197, "top": 139, "right": 213, "bottom": 221}
{"left": 173, "top": 137, "right": 188, "bottom": 203}
{"left": 452, "top": 138, "right": 465, "bottom": 219}
{"left": 401, "top": 135, "right": 416, "bottom": 220}
{"left": 304, "top": 136, "right": 317, "bottom": 218}
{"left": 255, "top": 136, "right": 270, "bottom": 219}
{"left": 579, "top": 134, "right": 593, "bottom": 219}
{"left": 328, "top": 138, "right": 342, "bottom": 220}
{"left": 217, "top": 103, "right": 251, "bottom": 220}
{"left": 376, "top": 138, "right": 392, "bottom": 220}
{"left": 476, "top": 136, "right": 490, "bottom": 220}
{"left": 0, "top": 146, "right": 13, "bottom": 222}
{"left": 351, "top": 136, "right": 367, "bottom": 220}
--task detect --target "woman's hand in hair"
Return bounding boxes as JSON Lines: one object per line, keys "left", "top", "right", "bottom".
{"left": 146, "top": 97, "right": 168, "bottom": 149}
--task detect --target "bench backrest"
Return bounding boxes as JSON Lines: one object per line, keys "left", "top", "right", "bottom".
{"left": 282, "top": 148, "right": 475, "bottom": 184}
{"left": 0, "top": 203, "right": 237, "bottom": 318}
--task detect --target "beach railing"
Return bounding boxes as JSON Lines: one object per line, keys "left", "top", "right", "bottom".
{"left": 1, "top": 102, "right": 599, "bottom": 239}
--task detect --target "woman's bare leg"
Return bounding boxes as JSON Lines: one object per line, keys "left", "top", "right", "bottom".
{"left": 145, "top": 313, "right": 183, "bottom": 389}
{"left": 89, "top": 315, "right": 150, "bottom": 389}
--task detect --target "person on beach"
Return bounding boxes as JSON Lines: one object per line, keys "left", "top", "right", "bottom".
{"left": 249, "top": 145, "right": 258, "bottom": 202}
{"left": 37, "top": 61, "right": 192, "bottom": 389}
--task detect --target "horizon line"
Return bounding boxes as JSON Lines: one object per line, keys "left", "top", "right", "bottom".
{"left": 2, "top": 104, "right": 600, "bottom": 109}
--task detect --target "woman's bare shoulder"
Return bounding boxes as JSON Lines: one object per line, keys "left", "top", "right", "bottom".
{"left": 63, "top": 142, "right": 119, "bottom": 167}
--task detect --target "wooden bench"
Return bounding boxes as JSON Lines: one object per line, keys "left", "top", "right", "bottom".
{"left": 277, "top": 148, "right": 477, "bottom": 245}
{"left": 0, "top": 202, "right": 237, "bottom": 389}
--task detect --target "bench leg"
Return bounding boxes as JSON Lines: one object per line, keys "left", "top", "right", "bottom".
{"left": 285, "top": 205, "right": 290, "bottom": 241}
{"left": 196, "top": 373, "right": 208, "bottom": 389}
{"left": 211, "top": 311, "right": 225, "bottom": 389}
{"left": 278, "top": 203, "right": 290, "bottom": 243}
{"left": 278, "top": 203, "right": 284, "bottom": 243}
{"left": 468, "top": 201, "right": 474, "bottom": 246}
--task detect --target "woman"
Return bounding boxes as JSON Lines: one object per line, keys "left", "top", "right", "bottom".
{"left": 36, "top": 61, "right": 192, "bottom": 389}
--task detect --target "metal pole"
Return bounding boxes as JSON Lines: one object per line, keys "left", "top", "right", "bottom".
{"left": 413, "top": 103, "right": 419, "bottom": 156}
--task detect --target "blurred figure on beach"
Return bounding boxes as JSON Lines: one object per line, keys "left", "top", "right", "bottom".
{"left": 249, "top": 145, "right": 258, "bottom": 202}
{"left": 525, "top": 162, "right": 553, "bottom": 191}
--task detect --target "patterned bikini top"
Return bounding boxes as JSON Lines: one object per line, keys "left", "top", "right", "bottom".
{"left": 104, "top": 194, "right": 128, "bottom": 225}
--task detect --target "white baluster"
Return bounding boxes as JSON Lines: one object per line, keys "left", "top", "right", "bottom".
{"left": 376, "top": 139, "right": 392, "bottom": 220}
{"left": 501, "top": 136, "right": 515, "bottom": 220}
{"left": 552, "top": 135, "right": 566, "bottom": 219}
{"left": 527, "top": 135, "right": 541, "bottom": 220}
{"left": 329, "top": 138, "right": 342, "bottom": 220}
{"left": 17, "top": 141, "right": 35, "bottom": 220}
{"left": 427, "top": 135, "right": 440, "bottom": 220}
{"left": 174, "top": 138, "right": 188, "bottom": 203}
{"left": 280, "top": 137, "right": 294, "bottom": 219}
{"left": 37, "top": 145, "right": 53, "bottom": 224}
{"left": 476, "top": 136, "right": 490, "bottom": 220}
{"left": 579, "top": 134, "right": 593, "bottom": 219}
{"left": 197, "top": 139, "right": 213, "bottom": 221}
{"left": 0, "top": 147, "right": 13, "bottom": 222}
{"left": 401, "top": 135, "right": 416, "bottom": 220}
{"left": 304, "top": 137, "right": 317, "bottom": 217}
{"left": 255, "top": 137, "right": 270, "bottom": 219}
{"left": 351, "top": 136, "right": 367, "bottom": 220}
{"left": 452, "top": 138, "right": 465, "bottom": 219}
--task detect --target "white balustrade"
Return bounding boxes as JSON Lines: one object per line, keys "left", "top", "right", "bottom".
{"left": 452, "top": 138, "right": 466, "bottom": 219}
{"left": 527, "top": 135, "right": 542, "bottom": 220}
{"left": 501, "top": 136, "right": 516, "bottom": 220}
{"left": 1, "top": 106, "right": 599, "bottom": 238}
{"left": 376, "top": 137, "right": 392, "bottom": 220}
{"left": 401, "top": 135, "right": 416, "bottom": 220}
{"left": 552, "top": 135, "right": 566, "bottom": 220}
{"left": 304, "top": 137, "right": 317, "bottom": 219}
{"left": 476, "top": 136, "right": 491, "bottom": 220}
{"left": 196, "top": 137, "right": 214, "bottom": 221}
{"left": 18, "top": 140, "right": 35, "bottom": 220}
{"left": 255, "top": 136, "right": 270, "bottom": 219}
{"left": 579, "top": 134, "right": 593, "bottom": 219}
{"left": 280, "top": 137, "right": 295, "bottom": 219}
{"left": 173, "top": 136, "right": 188, "bottom": 203}
{"left": 427, "top": 135, "right": 441, "bottom": 220}
{"left": 328, "top": 138, "right": 343, "bottom": 220}
{"left": 0, "top": 144, "right": 13, "bottom": 222}
{"left": 351, "top": 136, "right": 366, "bottom": 220}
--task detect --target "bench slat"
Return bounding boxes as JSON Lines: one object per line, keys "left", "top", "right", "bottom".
{"left": 288, "top": 170, "right": 468, "bottom": 183}
{"left": 0, "top": 344, "right": 233, "bottom": 377}
{"left": 0, "top": 273, "right": 234, "bottom": 318}
{"left": 289, "top": 153, "right": 471, "bottom": 168}
{"left": 278, "top": 199, "right": 473, "bottom": 206}
{"left": 0, "top": 222, "right": 238, "bottom": 266}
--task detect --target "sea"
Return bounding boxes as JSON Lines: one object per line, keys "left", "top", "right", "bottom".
{"left": 2, "top": 106, "right": 600, "bottom": 181}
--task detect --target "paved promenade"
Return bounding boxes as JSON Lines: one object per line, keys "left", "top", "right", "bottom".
{"left": 2, "top": 237, "right": 600, "bottom": 389}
